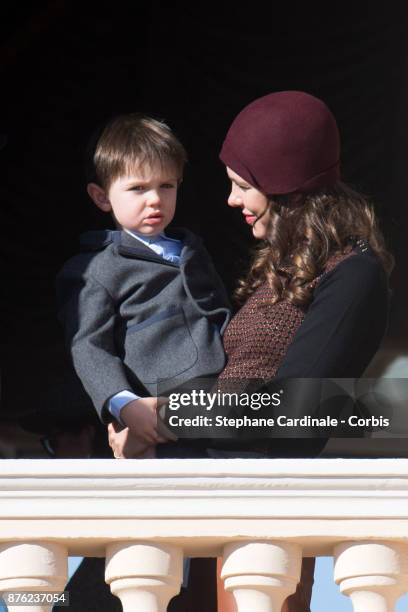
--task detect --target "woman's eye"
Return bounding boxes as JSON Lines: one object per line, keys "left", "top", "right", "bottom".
{"left": 232, "top": 181, "right": 249, "bottom": 192}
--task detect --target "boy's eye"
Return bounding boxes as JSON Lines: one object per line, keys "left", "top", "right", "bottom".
{"left": 161, "top": 183, "right": 176, "bottom": 189}
{"left": 130, "top": 185, "right": 145, "bottom": 192}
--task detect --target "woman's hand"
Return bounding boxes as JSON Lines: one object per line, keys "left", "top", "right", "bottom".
{"left": 107, "top": 421, "right": 155, "bottom": 458}
{"left": 120, "top": 396, "right": 172, "bottom": 445}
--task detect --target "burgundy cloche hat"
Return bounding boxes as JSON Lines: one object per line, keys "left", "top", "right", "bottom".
{"left": 219, "top": 91, "right": 341, "bottom": 197}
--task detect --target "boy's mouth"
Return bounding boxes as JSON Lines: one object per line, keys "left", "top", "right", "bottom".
{"left": 145, "top": 214, "right": 164, "bottom": 225}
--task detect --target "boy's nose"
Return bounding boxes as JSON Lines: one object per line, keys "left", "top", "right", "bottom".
{"left": 147, "top": 190, "right": 161, "bottom": 206}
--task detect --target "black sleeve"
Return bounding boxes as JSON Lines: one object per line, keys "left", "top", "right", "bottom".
{"left": 276, "top": 254, "right": 389, "bottom": 378}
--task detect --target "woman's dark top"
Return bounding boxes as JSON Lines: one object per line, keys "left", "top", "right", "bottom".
{"left": 212, "top": 241, "right": 389, "bottom": 457}
{"left": 221, "top": 242, "right": 389, "bottom": 381}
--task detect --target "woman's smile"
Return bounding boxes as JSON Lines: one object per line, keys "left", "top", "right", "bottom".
{"left": 226, "top": 166, "right": 271, "bottom": 238}
{"left": 243, "top": 213, "right": 257, "bottom": 225}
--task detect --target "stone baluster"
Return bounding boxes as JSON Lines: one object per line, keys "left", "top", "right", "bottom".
{"left": 221, "top": 541, "right": 302, "bottom": 612}
{"left": 0, "top": 542, "right": 67, "bottom": 612}
{"left": 334, "top": 542, "right": 408, "bottom": 612}
{"left": 105, "top": 542, "right": 183, "bottom": 612}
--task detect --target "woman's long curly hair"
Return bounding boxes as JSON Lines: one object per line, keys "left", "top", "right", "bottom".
{"left": 235, "top": 181, "right": 394, "bottom": 308}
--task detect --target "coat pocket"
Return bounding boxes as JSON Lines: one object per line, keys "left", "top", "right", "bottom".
{"left": 123, "top": 305, "right": 199, "bottom": 384}
{"left": 126, "top": 305, "right": 182, "bottom": 334}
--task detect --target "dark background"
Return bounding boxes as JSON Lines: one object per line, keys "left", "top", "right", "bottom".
{"left": 1, "top": 2, "right": 407, "bottom": 428}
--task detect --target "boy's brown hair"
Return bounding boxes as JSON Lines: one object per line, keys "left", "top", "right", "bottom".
{"left": 88, "top": 113, "right": 187, "bottom": 190}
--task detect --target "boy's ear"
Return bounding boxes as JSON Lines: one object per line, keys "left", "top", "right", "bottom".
{"left": 87, "top": 183, "right": 112, "bottom": 212}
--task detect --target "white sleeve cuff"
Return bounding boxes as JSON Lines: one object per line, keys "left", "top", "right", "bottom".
{"left": 108, "top": 390, "right": 142, "bottom": 426}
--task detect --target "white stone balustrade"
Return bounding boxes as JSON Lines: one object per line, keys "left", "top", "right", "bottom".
{"left": 1, "top": 459, "right": 408, "bottom": 611}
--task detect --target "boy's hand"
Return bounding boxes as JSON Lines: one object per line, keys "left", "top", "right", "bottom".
{"left": 107, "top": 422, "right": 155, "bottom": 458}
{"left": 120, "top": 396, "right": 173, "bottom": 444}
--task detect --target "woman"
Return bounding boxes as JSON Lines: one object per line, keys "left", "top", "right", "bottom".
{"left": 218, "top": 90, "right": 391, "bottom": 387}
{"left": 110, "top": 91, "right": 392, "bottom": 611}
{"left": 213, "top": 90, "right": 392, "bottom": 611}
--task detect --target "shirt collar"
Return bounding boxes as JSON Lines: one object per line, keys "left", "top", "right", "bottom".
{"left": 123, "top": 228, "right": 160, "bottom": 244}
{"left": 123, "top": 228, "right": 181, "bottom": 245}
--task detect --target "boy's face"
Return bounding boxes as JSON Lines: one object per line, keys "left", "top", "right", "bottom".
{"left": 88, "top": 163, "right": 179, "bottom": 236}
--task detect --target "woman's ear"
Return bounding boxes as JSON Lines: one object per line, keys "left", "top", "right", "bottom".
{"left": 87, "top": 183, "right": 112, "bottom": 212}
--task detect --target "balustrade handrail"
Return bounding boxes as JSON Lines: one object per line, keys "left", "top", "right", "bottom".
{"left": 1, "top": 458, "right": 408, "bottom": 611}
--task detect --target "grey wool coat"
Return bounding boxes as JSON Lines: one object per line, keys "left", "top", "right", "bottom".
{"left": 56, "top": 228, "right": 231, "bottom": 422}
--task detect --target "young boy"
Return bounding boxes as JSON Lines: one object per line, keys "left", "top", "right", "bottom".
{"left": 57, "top": 113, "right": 230, "bottom": 456}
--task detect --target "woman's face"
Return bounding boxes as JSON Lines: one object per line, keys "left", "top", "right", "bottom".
{"left": 226, "top": 167, "right": 271, "bottom": 239}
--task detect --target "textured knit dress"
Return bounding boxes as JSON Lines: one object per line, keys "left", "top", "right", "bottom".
{"left": 219, "top": 242, "right": 388, "bottom": 384}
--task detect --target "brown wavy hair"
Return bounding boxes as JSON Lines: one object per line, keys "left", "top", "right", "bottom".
{"left": 235, "top": 181, "right": 394, "bottom": 308}
{"left": 90, "top": 113, "right": 187, "bottom": 190}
